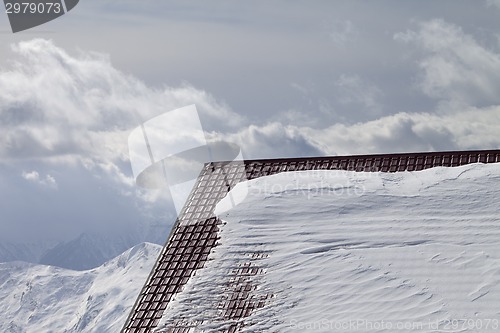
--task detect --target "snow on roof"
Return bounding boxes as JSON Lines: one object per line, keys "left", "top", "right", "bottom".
{"left": 122, "top": 150, "right": 500, "bottom": 333}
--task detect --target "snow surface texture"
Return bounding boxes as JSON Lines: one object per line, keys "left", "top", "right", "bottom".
{"left": 0, "top": 242, "right": 161, "bottom": 333}
{"left": 159, "top": 163, "right": 500, "bottom": 332}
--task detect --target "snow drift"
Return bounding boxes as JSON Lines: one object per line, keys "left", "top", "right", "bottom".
{"left": 158, "top": 163, "right": 500, "bottom": 332}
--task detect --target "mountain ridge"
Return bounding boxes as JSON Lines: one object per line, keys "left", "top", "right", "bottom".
{"left": 0, "top": 242, "right": 161, "bottom": 333}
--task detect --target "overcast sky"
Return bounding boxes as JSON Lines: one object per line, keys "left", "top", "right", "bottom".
{"left": 1, "top": 1, "right": 500, "bottom": 245}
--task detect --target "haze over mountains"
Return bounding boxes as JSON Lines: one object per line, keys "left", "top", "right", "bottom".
{"left": 0, "top": 222, "right": 171, "bottom": 271}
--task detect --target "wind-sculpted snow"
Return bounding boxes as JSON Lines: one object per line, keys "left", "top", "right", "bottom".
{"left": 0, "top": 242, "right": 161, "bottom": 333}
{"left": 160, "top": 163, "right": 500, "bottom": 332}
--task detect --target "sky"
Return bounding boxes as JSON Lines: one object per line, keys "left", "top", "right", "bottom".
{"left": 0, "top": 0, "right": 500, "bottom": 245}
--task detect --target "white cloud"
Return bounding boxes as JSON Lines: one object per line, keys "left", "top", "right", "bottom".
{"left": 297, "top": 105, "right": 500, "bottom": 155}
{"left": 0, "top": 39, "right": 242, "bottom": 243}
{"left": 0, "top": 39, "right": 242, "bottom": 178}
{"left": 334, "top": 74, "right": 383, "bottom": 115}
{"left": 208, "top": 101, "right": 499, "bottom": 161}
{"left": 329, "top": 19, "right": 357, "bottom": 46}
{"left": 395, "top": 19, "right": 500, "bottom": 109}
{"left": 22, "top": 170, "right": 58, "bottom": 189}
{"left": 219, "top": 105, "right": 500, "bottom": 158}
{"left": 220, "top": 122, "right": 323, "bottom": 159}
{"left": 2, "top": 35, "right": 499, "bottom": 246}
{"left": 486, "top": 0, "right": 500, "bottom": 9}
{"left": 22, "top": 170, "right": 40, "bottom": 182}
{"left": 3, "top": 37, "right": 497, "bottom": 173}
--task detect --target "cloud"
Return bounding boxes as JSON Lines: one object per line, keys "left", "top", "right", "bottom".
{"left": 210, "top": 18, "right": 500, "bottom": 160}
{"left": 329, "top": 19, "right": 357, "bottom": 46}
{"left": 1, "top": 35, "right": 499, "bottom": 246}
{"left": 220, "top": 122, "right": 323, "bottom": 159}
{"left": 0, "top": 39, "right": 246, "bottom": 187}
{"left": 486, "top": 0, "right": 500, "bottom": 9}
{"left": 215, "top": 103, "right": 500, "bottom": 159}
{"left": 21, "top": 170, "right": 58, "bottom": 189}
{"left": 0, "top": 39, "right": 242, "bottom": 165}
{"left": 0, "top": 39, "right": 242, "bottom": 244}
{"left": 334, "top": 74, "right": 384, "bottom": 116}
{"left": 394, "top": 19, "right": 500, "bottom": 109}
{"left": 218, "top": 102, "right": 500, "bottom": 159}
{"left": 298, "top": 106, "right": 500, "bottom": 155}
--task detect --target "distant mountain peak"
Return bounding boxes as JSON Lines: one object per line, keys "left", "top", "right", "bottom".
{"left": 0, "top": 243, "right": 161, "bottom": 333}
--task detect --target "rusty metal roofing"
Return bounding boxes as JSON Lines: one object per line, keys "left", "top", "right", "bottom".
{"left": 121, "top": 149, "right": 500, "bottom": 333}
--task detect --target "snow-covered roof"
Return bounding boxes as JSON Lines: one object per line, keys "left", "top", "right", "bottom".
{"left": 122, "top": 150, "right": 500, "bottom": 333}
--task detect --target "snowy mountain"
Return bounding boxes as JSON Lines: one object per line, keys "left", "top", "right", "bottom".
{"left": 0, "top": 242, "right": 161, "bottom": 333}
